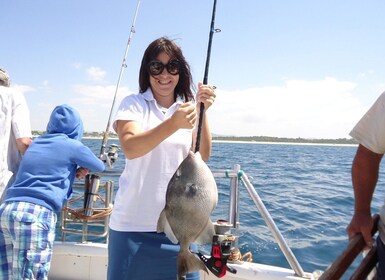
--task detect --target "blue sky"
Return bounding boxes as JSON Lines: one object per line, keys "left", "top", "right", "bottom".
{"left": 2, "top": 0, "right": 385, "bottom": 138}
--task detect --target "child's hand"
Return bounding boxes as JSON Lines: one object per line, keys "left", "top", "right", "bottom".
{"left": 76, "top": 167, "right": 89, "bottom": 179}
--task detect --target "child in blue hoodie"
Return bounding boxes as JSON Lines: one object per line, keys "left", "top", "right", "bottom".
{"left": 0, "top": 104, "right": 105, "bottom": 279}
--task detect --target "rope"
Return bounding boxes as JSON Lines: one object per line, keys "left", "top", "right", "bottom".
{"left": 63, "top": 206, "right": 112, "bottom": 220}
{"left": 237, "top": 170, "right": 244, "bottom": 181}
{"left": 228, "top": 247, "right": 253, "bottom": 263}
{"left": 62, "top": 194, "right": 112, "bottom": 220}
{"left": 224, "top": 169, "right": 244, "bottom": 180}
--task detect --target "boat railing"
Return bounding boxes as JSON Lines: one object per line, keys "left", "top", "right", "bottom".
{"left": 60, "top": 170, "right": 121, "bottom": 242}
{"left": 212, "top": 164, "right": 307, "bottom": 278}
{"left": 59, "top": 165, "right": 307, "bottom": 277}
{"left": 318, "top": 214, "right": 379, "bottom": 280}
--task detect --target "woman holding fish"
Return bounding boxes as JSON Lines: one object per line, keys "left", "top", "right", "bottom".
{"left": 107, "top": 37, "right": 216, "bottom": 280}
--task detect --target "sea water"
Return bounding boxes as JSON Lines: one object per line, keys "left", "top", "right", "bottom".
{"left": 60, "top": 139, "right": 385, "bottom": 279}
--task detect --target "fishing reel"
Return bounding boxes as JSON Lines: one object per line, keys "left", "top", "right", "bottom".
{"left": 195, "top": 220, "right": 237, "bottom": 278}
{"left": 101, "top": 144, "right": 120, "bottom": 168}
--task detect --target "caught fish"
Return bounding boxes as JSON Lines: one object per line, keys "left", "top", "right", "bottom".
{"left": 157, "top": 151, "right": 218, "bottom": 279}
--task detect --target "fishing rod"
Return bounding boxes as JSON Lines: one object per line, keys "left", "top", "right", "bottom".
{"left": 195, "top": 0, "right": 221, "bottom": 153}
{"left": 99, "top": 0, "right": 141, "bottom": 164}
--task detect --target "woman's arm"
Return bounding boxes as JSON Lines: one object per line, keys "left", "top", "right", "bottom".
{"left": 117, "top": 102, "right": 197, "bottom": 159}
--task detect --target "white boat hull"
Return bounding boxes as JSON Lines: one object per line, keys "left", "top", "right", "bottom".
{"left": 50, "top": 242, "right": 108, "bottom": 280}
{"left": 50, "top": 241, "right": 318, "bottom": 280}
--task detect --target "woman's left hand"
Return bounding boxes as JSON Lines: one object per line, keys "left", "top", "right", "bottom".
{"left": 196, "top": 82, "right": 216, "bottom": 111}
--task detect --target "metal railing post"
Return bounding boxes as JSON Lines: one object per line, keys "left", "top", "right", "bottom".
{"left": 239, "top": 172, "right": 306, "bottom": 277}
{"left": 228, "top": 164, "right": 240, "bottom": 230}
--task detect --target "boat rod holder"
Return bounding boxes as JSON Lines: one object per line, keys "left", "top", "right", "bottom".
{"left": 84, "top": 174, "right": 101, "bottom": 216}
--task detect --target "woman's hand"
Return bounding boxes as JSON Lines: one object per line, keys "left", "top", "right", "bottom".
{"left": 170, "top": 102, "right": 197, "bottom": 129}
{"left": 196, "top": 82, "right": 216, "bottom": 111}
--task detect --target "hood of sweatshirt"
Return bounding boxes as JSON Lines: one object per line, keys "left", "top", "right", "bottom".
{"left": 46, "top": 104, "right": 83, "bottom": 141}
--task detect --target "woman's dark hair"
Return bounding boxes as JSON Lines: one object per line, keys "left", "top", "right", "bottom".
{"left": 139, "top": 37, "right": 195, "bottom": 102}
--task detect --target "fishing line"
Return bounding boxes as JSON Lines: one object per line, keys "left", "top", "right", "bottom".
{"left": 195, "top": 0, "right": 221, "bottom": 153}
{"left": 99, "top": 0, "right": 141, "bottom": 158}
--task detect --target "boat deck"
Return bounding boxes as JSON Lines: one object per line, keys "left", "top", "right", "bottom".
{"left": 50, "top": 169, "right": 378, "bottom": 280}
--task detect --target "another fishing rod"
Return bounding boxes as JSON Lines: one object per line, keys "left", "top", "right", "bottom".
{"left": 195, "top": 0, "right": 220, "bottom": 153}
{"left": 99, "top": 0, "right": 141, "bottom": 165}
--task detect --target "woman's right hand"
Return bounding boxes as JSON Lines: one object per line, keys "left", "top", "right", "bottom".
{"left": 117, "top": 102, "right": 197, "bottom": 160}
{"left": 171, "top": 102, "right": 197, "bottom": 129}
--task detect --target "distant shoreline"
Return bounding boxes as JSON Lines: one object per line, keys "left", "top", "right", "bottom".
{"left": 34, "top": 131, "right": 357, "bottom": 146}
{"left": 212, "top": 140, "right": 357, "bottom": 147}
{"left": 80, "top": 136, "right": 357, "bottom": 147}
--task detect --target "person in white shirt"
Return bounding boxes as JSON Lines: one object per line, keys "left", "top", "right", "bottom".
{"left": 0, "top": 68, "right": 32, "bottom": 198}
{"left": 346, "top": 91, "right": 385, "bottom": 278}
{"left": 107, "top": 37, "right": 216, "bottom": 280}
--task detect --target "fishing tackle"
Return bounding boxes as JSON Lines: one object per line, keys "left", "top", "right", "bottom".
{"left": 88, "top": 1, "right": 141, "bottom": 219}
{"left": 99, "top": 0, "right": 141, "bottom": 163}
{"left": 193, "top": 220, "right": 237, "bottom": 278}
{"left": 195, "top": 0, "right": 221, "bottom": 153}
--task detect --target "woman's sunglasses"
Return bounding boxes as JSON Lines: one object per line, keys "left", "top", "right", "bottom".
{"left": 147, "top": 59, "right": 181, "bottom": 76}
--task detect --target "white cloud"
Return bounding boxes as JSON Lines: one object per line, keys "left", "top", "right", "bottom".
{"left": 358, "top": 69, "right": 375, "bottom": 78}
{"left": 25, "top": 77, "right": 373, "bottom": 138}
{"left": 11, "top": 84, "right": 35, "bottom": 94}
{"left": 86, "top": 67, "right": 106, "bottom": 81}
{"left": 70, "top": 84, "right": 133, "bottom": 132}
{"left": 73, "top": 63, "right": 81, "bottom": 69}
{"left": 208, "top": 78, "right": 368, "bottom": 139}
{"left": 37, "top": 80, "right": 52, "bottom": 92}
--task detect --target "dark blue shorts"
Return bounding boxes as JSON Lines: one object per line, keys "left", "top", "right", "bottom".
{"left": 377, "top": 236, "right": 385, "bottom": 279}
{"left": 107, "top": 229, "right": 200, "bottom": 280}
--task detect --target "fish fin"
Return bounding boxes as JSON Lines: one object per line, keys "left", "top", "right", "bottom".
{"left": 178, "top": 250, "right": 208, "bottom": 278}
{"left": 194, "top": 219, "right": 215, "bottom": 245}
{"left": 156, "top": 209, "right": 166, "bottom": 232}
{"left": 157, "top": 210, "right": 178, "bottom": 244}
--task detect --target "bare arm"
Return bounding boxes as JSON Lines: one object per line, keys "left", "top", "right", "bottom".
{"left": 16, "top": 137, "right": 32, "bottom": 154}
{"left": 117, "top": 102, "right": 197, "bottom": 160}
{"left": 346, "top": 144, "right": 383, "bottom": 247}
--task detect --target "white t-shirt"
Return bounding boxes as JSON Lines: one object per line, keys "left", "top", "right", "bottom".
{"left": 350, "top": 91, "right": 385, "bottom": 154}
{"left": 110, "top": 89, "right": 193, "bottom": 232}
{"left": 350, "top": 91, "right": 385, "bottom": 242}
{"left": 0, "top": 87, "right": 32, "bottom": 193}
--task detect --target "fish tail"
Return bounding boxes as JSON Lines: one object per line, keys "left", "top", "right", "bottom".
{"left": 177, "top": 251, "right": 208, "bottom": 279}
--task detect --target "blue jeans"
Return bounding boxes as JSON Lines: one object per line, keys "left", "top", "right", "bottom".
{"left": 0, "top": 202, "right": 56, "bottom": 280}
{"left": 107, "top": 230, "right": 200, "bottom": 280}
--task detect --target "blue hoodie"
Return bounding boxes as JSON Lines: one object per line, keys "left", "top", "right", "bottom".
{"left": 4, "top": 104, "right": 105, "bottom": 211}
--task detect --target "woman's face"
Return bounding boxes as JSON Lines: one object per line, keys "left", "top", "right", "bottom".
{"left": 149, "top": 52, "right": 180, "bottom": 103}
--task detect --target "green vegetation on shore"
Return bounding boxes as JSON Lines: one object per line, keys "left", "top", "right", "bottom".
{"left": 32, "top": 131, "right": 357, "bottom": 145}
{"left": 212, "top": 135, "right": 357, "bottom": 145}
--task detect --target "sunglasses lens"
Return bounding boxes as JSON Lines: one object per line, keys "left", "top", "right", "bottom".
{"left": 148, "top": 61, "right": 164, "bottom": 75}
{"left": 167, "top": 60, "right": 180, "bottom": 75}
{"left": 148, "top": 60, "right": 180, "bottom": 75}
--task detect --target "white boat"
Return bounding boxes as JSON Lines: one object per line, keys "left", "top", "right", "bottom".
{"left": 47, "top": 1, "right": 378, "bottom": 276}
{"left": 48, "top": 164, "right": 378, "bottom": 280}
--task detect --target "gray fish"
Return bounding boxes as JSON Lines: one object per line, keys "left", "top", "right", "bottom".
{"left": 157, "top": 151, "right": 218, "bottom": 279}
